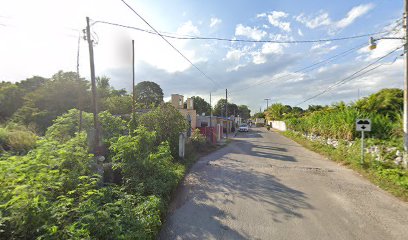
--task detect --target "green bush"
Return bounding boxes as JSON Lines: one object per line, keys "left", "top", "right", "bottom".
{"left": 190, "top": 128, "right": 206, "bottom": 151}
{"left": 138, "top": 103, "right": 188, "bottom": 158}
{"left": 110, "top": 126, "right": 185, "bottom": 199}
{"left": 46, "top": 109, "right": 126, "bottom": 145}
{"left": 0, "top": 125, "right": 37, "bottom": 154}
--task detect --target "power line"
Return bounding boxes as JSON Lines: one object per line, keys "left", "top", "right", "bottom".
{"left": 228, "top": 42, "right": 368, "bottom": 94}
{"left": 93, "top": 19, "right": 389, "bottom": 44}
{"left": 118, "top": 0, "right": 221, "bottom": 88}
{"left": 294, "top": 45, "right": 404, "bottom": 106}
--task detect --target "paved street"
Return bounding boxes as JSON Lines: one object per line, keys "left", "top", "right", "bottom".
{"left": 159, "top": 128, "right": 408, "bottom": 240}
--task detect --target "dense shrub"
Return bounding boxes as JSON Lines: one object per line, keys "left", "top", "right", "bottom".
{"left": 110, "top": 126, "right": 185, "bottom": 199}
{"left": 190, "top": 128, "right": 207, "bottom": 151}
{"left": 46, "top": 109, "right": 126, "bottom": 145}
{"left": 0, "top": 125, "right": 37, "bottom": 154}
{"left": 285, "top": 106, "right": 401, "bottom": 141}
{"left": 138, "top": 103, "right": 188, "bottom": 158}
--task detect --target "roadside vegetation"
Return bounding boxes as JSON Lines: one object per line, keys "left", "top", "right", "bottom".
{"left": 263, "top": 89, "right": 408, "bottom": 200}
{"left": 0, "top": 71, "right": 218, "bottom": 239}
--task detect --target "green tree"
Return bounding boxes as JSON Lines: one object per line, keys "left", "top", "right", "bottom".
{"left": 134, "top": 81, "right": 163, "bottom": 108}
{"left": 0, "top": 83, "right": 24, "bottom": 121}
{"left": 104, "top": 95, "right": 132, "bottom": 115}
{"left": 190, "top": 96, "right": 211, "bottom": 116}
{"left": 238, "top": 105, "right": 251, "bottom": 119}
{"left": 252, "top": 112, "right": 265, "bottom": 119}
{"left": 213, "top": 99, "right": 239, "bottom": 117}
{"left": 11, "top": 71, "right": 90, "bottom": 133}
{"left": 265, "top": 103, "right": 292, "bottom": 120}
{"left": 138, "top": 103, "right": 187, "bottom": 157}
{"left": 355, "top": 88, "right": 403, "bottom": 119}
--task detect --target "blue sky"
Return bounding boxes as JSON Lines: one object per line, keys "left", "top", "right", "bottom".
{"left": 0, "top": 0, "right": 404, "bottom": 113}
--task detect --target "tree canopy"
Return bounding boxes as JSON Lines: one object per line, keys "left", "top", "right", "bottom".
{"left": 134, "top": 81, "right": 163, "bottom": 108}
{"left": 190, "top": 96, "right": 211, "bottom": 116}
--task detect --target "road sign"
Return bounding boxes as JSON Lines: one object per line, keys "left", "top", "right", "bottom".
{"left": 356, "top": 119, "right": 371, "bottom": 132}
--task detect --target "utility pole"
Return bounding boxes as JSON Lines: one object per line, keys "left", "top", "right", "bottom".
{"left": 77, "top": 32, "right": 83, "bottom": 132}
{"left": 404, "top": 0, "right": 408, "bottom": 151}
{"left": 264, "top": 98, "right": 271, "bottom": 109}
{"left": 132, "top": 40, "right": 136, "bottom": 115}
{"left": 210, "top": 92, "right": 212, "bottom": 128}
{"left": 86, "top": 16, "right": 100, "bottom": 153}
{"left": 226, "top": 88, "right": 228, "bottom": 138}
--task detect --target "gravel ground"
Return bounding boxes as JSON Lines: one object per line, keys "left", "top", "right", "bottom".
{"left": 159, "top": 127, "right": 408, "bottom": 240}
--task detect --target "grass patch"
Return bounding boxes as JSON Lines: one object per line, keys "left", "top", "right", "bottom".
{"left": 282, "top": 131, "right": 408, "bottom": 202}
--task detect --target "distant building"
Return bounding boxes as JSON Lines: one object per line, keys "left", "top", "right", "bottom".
{"left": 171, "top": 94, "right": 197, "bottom": 131}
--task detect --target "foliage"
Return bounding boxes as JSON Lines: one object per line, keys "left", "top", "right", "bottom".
{"left": 0, "top": 83, "right": 24, "bottom": 122}
{"left": 134, "top": 81, "right": 164, "bottom": 108}
{"left": 285, "top": 105, "right": 401, "bottom": 140}
{"left": 45, "top": 109, "right": 126, "bottom": 145}
{"left": 138, "top": 103, "right": 188, "bottom": 157}
{"left": 265, "top": 103, "right": 292, "bottom": 121}
{"left": 355, "top": 88, "right": 403, "bottom": 120}
{"left": 104, "top": 95, "right": 132, "bottom": 115}
{"left": 238, "top": 105, "right": 251, "bottom": 119}
{"left": 110, "top": 126, "right": 185, "bottom": 198}
{"left": 0, "top": 124, "right": 37, "bottom": 154}
{"left": 190, "top": 128, "right": 206, "bottom": 151}
{"left": 252, "top": 112, "right": 265, "bottom": 119}
{"left": 190, "top": 96, "right": 211, "bottom": 116}
{"left": 11, "top": 71, "right": 90, "bottom": 133}
{"left": 213, "top": 99, "right": 238, "bottom": 117}
{"left": 0, "top": 133, "right": 94, "bottom": 238}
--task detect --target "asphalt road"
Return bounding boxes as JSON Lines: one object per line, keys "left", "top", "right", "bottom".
{"left": 159, "top": 128, "right": 408, "bottom": 240}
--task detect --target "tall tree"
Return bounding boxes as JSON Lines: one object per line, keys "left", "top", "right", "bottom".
{"left": 238, "top": 105, "right": 251, "bottom": 119}
{"left": 190, "top": 96, "right": 211, "bottom": 116}
{"left": 12, "top": 71, "right": 90, "bottom": 133}
{"left": 134, "top": 81, "right": 163, "bottom": 108}
{"left": 0, "top": 83, "right": 24, "bottom": 121}
{"left": 355, "top": 88, "right": 403, "bottom": 118}
{"left": 213, "top": 99, "right": 227, "bottom": 117}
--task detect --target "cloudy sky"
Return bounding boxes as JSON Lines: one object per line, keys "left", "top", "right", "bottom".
{"left": 0, "top": 0, "right": 404, "bottom": 112}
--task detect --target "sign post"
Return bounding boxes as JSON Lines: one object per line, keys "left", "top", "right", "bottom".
{"left": 356, "top": 119, "right": 371, "bottom": 165}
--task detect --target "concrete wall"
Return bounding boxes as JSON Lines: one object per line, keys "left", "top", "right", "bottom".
{"left": 268, "top": 121, "right": 287, "bottom": 131}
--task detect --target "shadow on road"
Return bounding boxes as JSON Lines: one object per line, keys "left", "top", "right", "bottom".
{"left": 160, "top": 136, "right": 313, "bottom": 239}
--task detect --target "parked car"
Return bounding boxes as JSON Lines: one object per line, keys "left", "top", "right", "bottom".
{"left": 239, "top": 124, "right": 249, "bottom": 132}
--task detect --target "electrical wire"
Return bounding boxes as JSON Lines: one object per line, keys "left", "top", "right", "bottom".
{"left": 228, "top": 42, "right": 368, "bottom": 94}
{"left": 294, "top": 45, "right": 404, "bottom": 106}
{"left": 93, "top": 19, "right": 388, "bottom": 44}
{"left": 118, "top": 0, "right": 221, "bottom": 88}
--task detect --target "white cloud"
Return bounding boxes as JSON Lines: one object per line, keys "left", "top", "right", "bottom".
{"left": 262, "top": 43, "right": 284, "bottom": 55}
{"left": 252, "top": 52, "right": 267, "bottom": 64}
{"left": 296, "top": 4, "right": 374, "bottom": 33}
{"left": 295, "top": 11, "right": 331, "bottom": 29}
{"left": 235, "top": 24, "right": 267, "bottom": 40}
{"left": 257, "top": 13, "right": 267, "bottom": 18}
{"left": 176, "top": 20, "right": 200, "bottom": 35}
{"left": 310, "top": 42, "right": 338, "bottom": 54}
{"left": 209, "top": 17, "right": 222, "bottom": 28}
{"left": 225, "top": 49, "right": 244, "bottom": 61}
{"left": 336, "top": 3, "right": 374, "bottom": 29}
{"left": 267, "top": 11, "right": 291, "bottom": 32}
{"left": 298, "top": 28, "right": 303, "bottom": 36}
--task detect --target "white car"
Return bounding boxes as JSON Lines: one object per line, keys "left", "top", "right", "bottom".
{"left": 239, "top": 124, "right": 249, "bottom": 132}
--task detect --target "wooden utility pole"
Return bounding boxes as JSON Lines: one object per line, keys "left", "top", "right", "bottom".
{"left": 77, "top": 33, "right": 83, "bottom": 132}
{"left": 226, "top": 89, "right": 228, "bottom": 138}
{"left": 404, "top": 0, "right": 408, "bottom": 151}
{"left": 86, "top": 17, "right": 100, "bottom": 152}
{"left": 132, "top": 40, "right": 136, "bottom": 115}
